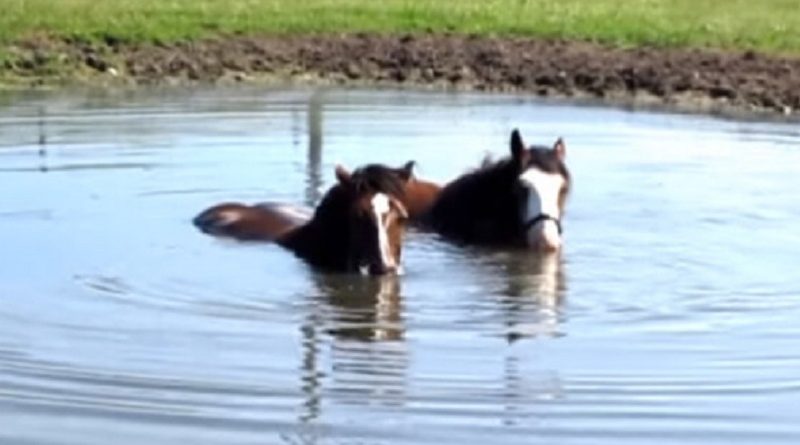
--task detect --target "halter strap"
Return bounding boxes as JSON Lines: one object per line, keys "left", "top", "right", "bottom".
{"left": 523, "top": 214, "right": 562, "bottom": 235}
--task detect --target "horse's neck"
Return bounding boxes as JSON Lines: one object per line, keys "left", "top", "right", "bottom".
{"left": 432, "top": 163, "right": 520, "bottom": 240}
{"left": 441, "top": 163, "right": 515, "bottom": 213}
{"left": 278, "top": 213, "right": 350, "bottom": 270}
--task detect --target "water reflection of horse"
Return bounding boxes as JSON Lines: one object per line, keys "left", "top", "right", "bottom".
{"left": 314, "top": 274, "right": 405, "bottom": 342}
{"left": 451, "top": 245, "right": 567, "bottom": 341}
{"left": 495, "top": 251, "right": 566, "bottom": 341}
{"left": 193, "top": 164, "right": 412, "bottom": 275}
{"left": 297, "top": 273, "right": 408, "bottom": 424}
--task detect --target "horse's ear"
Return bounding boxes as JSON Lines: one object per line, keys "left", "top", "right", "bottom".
{"left": 510, "top": 129, "right": 525, "bottom": 160}
{"left": 335, "top": 164, "right": 351, "bottom": 185}
{"left": 397, "top": 161, "right": 416, "bottom": 181}
{"left": 553, "top": 138, "right": 566, "bottom": 161}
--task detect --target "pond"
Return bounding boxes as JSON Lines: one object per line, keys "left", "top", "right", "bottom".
{"left": 1, "top": 87, "right": 800, "bottom": 444}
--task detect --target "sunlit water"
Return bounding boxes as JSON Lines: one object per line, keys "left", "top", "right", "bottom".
{"left": 1, "top": 88, "right": 800, "bottom": 444}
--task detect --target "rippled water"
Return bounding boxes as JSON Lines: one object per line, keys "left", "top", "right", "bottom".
{"left": 2, "top": 88, "right": 800, "bottom": 444}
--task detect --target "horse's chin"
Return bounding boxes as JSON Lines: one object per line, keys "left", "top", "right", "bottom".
{"left": 525, "top": 225, "right": 562, "bottom": 253}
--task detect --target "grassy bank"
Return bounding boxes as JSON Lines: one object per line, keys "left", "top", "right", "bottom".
{"left": 1, "top": 0, "right": 799, "bottom": 53}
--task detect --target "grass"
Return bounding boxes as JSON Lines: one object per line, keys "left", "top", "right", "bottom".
{"left": 0, "top": 0, "right": 799, "bottom": 53}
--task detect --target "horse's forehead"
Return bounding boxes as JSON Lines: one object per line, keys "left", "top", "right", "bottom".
{"left": 519, "top": 166, "right": 565, "bottom": 189}
{"left": 524, "top": 148, "right": 568, "bottom": 179}
{"left": 371, "top": 193, "right": 391, "bottom": 215}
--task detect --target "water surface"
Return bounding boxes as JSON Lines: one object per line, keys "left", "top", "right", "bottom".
{"left": 1, "top": 88, "right": 800, "bottom": 444}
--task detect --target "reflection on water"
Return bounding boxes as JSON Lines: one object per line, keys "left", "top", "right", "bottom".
{"left": 1, "top": 87, "right": 800, "bottom": 445}
{"left": 494, "top": 252, "right": 566, "bottom": 341}
{"left": 305, "top": 91, "right": 324, "bottom": 206}
{"left": 315, "top": 274, "right": 404, "bottom": 342}
{"left": 37, "top": 107, "right": 48, "bottom": 172}
{"left": 299, "top": 274, "right": 408, "bottom": 426}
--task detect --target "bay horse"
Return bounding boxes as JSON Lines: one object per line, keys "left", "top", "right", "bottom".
{"left": 397, "top": 161, "right": 442, "bottom": 221}
{"left": 426, "top": 129, "right": 570, "bottom": 251}
{"left": 193, "top": 164, "right": 411, "bottom": 275}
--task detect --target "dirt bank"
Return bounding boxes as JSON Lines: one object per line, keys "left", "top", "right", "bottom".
{"left": 3, "top": 34, "right": 799, "bottom": 117}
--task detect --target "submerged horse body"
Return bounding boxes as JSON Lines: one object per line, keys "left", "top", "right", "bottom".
{"left": 426, "top": 129, "right": 570, "bottom": 252}
{"left": 194, "top": 164, "right": 411, "bottom": 275}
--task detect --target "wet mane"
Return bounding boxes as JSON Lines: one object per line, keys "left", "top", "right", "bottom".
{"left": 349, "top": 164, "right": 407, "bottom": 198}
{"left": 311, "top": 164, "right": 406, "bottom": 220}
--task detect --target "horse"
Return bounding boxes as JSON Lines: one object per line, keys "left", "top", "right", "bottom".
{"left": 397, "top": 161, "right": 443, "bottom": 221}
{"left": 194, "top": 160, "right": 440, "bottom": 238}
{"left": 426, "top": 129, "right": 570, "bottom": 252}
{"left": 193, "top": 163, "right": 411, "bottom": 275}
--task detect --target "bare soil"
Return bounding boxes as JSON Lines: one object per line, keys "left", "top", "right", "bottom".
{"left": 4, "top": 33, "right": 800, "bottom": 117}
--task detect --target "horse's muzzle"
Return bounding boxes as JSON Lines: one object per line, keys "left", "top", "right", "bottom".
{"left": 524, "top": 214, "right": 562, "bottom": 252}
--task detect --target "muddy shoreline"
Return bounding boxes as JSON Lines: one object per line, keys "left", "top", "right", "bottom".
{"left": 3, "top": 34, "right": 799, "bottom": 117}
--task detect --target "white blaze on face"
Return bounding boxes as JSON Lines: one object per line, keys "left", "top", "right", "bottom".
{"left": 518, "top": 168, "right": 565, "bottom": 248}
{"left": 371, "top": 193, "right": 396, "bottom": 270}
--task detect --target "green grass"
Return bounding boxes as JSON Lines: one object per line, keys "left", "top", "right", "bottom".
{"left": 1, "top": 0, "right": 799, "bottom": 53}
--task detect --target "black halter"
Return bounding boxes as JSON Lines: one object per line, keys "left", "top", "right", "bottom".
{"left": 523, "top": 214, "right": 562, "bottom": 234}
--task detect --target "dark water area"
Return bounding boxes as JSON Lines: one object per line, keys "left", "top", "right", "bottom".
{"left": 1, "top": 88, "right": 800, "bottom": 444}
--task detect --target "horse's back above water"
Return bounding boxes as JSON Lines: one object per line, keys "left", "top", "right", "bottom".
{"left": 403, "top": 175, "right": 442, "bottom": 221}
{"left": 193, "top": 202, "right": 311, "bottom": 241}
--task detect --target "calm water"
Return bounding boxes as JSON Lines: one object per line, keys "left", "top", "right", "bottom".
{"left": 1, "top": 88, "right": 800, "bottom": 445}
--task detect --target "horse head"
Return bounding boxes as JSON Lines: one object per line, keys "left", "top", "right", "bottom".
{"left": 509, "top": 129, "right": 571, "bottom": 252}
{"left": 334, "top": 164, "right": 410, "bottom": 275}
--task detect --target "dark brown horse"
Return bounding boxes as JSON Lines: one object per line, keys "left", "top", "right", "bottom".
{"left": 426, "top": 129, "right": 570, "bottom": 251}
{"left": 193, "top": 164, "right": 411, "bottom": 275}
